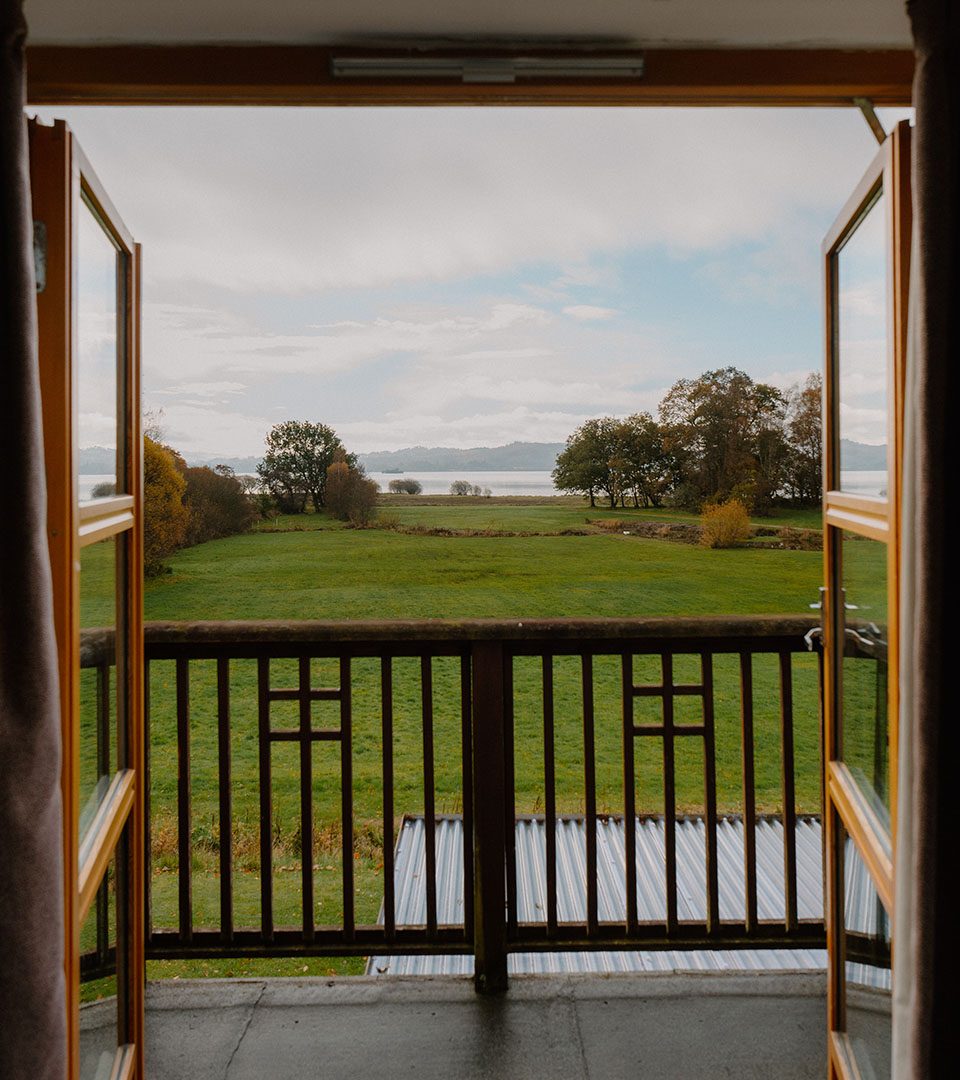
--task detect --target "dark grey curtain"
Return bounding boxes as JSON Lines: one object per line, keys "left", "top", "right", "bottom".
{"left": 904, "top": 0, "right": 960, "bottom": 1073}
{"left": 0, "top": 2, "right": 66, "bottom": 1078}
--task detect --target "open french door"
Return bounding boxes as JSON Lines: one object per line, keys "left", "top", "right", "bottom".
{"left": 821, "top": 119, "right": 911, "bottom": 1079}
{"left": 29, "top": 118, "right": 145, "bottom": 1080}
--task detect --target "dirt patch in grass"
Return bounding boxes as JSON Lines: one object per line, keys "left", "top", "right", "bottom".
{"left": 359, "top": 521, "right": 591, "bottom": 539}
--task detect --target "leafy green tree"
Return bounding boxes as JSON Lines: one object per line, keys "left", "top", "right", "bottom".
{"left": 615, "top": 413, "right": 676, "bottom": 508}
{"left": 659, "top": 367, "right": 788, "bottom": 512}
{"left": 552, "top": 417, "right": 621, "bottom": 507}
{"left": 257, "top": 420, "right": 355, "bottom": 512}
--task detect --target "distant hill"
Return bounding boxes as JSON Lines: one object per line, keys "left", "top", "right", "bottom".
{"left": 80, "top": 438, "right": 884, "bottom": 477}
{"left": 78, "top": 446, "right": 116, "bottom": 473}
{"left": 840, "top": 440, "right": 886, "bottom": 471}
{"left": 358, "top": 441, "right": 565, "bottom": 472}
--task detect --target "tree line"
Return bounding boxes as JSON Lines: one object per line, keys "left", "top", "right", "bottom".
{"left": 142, "top": 418, "right": 380, "bottom": 574}
{"left": 552, "top": 367, "right": 821, "bottom": 513}
{"left": 142, "top": 434, "right": 258, "bottom": 575}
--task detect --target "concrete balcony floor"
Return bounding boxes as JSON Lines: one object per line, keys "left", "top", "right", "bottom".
{"left": 128, "top": 971, "right": 830, "bottom": 1079}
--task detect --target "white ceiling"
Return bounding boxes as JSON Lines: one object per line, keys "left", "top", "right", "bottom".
{"left": 24, "top": 0, "right": 912, "bottom": 49}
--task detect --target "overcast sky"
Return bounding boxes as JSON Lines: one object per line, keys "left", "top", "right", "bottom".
{"left": 38, "top": 104, "right": 909, "bottom": 458}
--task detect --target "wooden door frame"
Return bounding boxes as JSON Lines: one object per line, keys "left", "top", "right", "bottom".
{"left": 30, "top": 118, "right": 145, "bottom": 1080}
{"left": 820, "top": 119, "right": 911, "bottom": 1078}
{"left": 25, "top": 41, "right": 912, "bottom": 1080}
{"left": 25, "top": 45, "right": 913, "bottom": 107}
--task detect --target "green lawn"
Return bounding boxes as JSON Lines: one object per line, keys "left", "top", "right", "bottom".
{"left": 77, "top": 500, "right": 886, "bottom": 983}
{"left": 144, "top": 528, "right": 828, "bottom": 622}
{"left": 254, "top": 499, "right": 823, "bottom": 536}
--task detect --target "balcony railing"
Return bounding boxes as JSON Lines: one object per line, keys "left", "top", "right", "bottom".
{"left": 77, "top": 614, "right": 828, "bottom": 992}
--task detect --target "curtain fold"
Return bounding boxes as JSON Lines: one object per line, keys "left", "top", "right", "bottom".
{"left": 0, "top": 2, "right": 67, "bottom": 1078}
{"left": 897, "top": 0, "right": 960, "bottom": 1074}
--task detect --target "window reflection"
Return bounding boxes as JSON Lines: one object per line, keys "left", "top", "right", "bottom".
{"left": 843, "top": 832, "right": 891, "bottom": 1080}
{"left": 79, "top": 860, "right": 120, "bottom": 1080}
{"left": 79, "top": 538, "right": 118, "bottom": 841}
{"left": 836, "top": 189, "right": 888, "bottom": 498}
{"left": 840, "top": 533, "right": 889, "bottom": 828}
{"left": 78, "top": 197, "right": 120, "bottom": 501}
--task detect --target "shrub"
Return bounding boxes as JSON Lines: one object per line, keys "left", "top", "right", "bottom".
{"left": 90, "top": 480, "right": 116, "bottom": 498}
{"left": 183, "top": 465, "right": 257, "bottom": 545}
{"left": 345, "top": 476, "right": 379, "bottom": 525}
{"left": 449, "top": 480, "right": 472, "bottom": 496}
{"left": 387, "top": 478, "right": 422, "bottom": 494}
{"left": 325, "top": 460, "right": 352, "bottom": 516}
{"left": 699, "top": 499, "right": 751, "bottom": 549}
{"left": 326, "top": 460, "right": 379, "bottom": 525}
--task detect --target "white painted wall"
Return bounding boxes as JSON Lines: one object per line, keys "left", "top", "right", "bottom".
{"left": 24, "top": 0, "right": 911, "bottom": 49}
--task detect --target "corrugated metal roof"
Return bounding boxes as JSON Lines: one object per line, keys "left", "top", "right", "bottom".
{"left": 368, "top": 816, "right": 888, "bottom": 988}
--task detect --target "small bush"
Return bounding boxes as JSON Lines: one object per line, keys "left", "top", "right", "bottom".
{"left": 326, "top": 459, "right": 378, "bottom": 525}
{"left": 387, "top": 478, "right": 422, "bottom": 494}
{"left": 699, "top": 499, "right": 751, "bottom": 548}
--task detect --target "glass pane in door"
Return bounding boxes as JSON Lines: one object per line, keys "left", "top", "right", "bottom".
{"left": 836, "top": 189, "right": 888, "bottom": 497}
{"left": 79, "top": 537, "right": 120, "bottom": 840}
{"left": 843, "top": 831, "right": 892, "bottom": 1080}
{"left": 77, "top": 198, "right": 120, "bottom": 501}
{"left": 79, "top": 859, "right": 120, "bottom": 1080}
{"left": 839, "top": 532, "right": 890, "bottom": 828}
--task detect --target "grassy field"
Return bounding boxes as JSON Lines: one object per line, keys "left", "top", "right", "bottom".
{"left": 77, "top": 498, "right": 886, "bottom": 984}
{"left": 255, "top": 497, "right": 824, "bottom": 536}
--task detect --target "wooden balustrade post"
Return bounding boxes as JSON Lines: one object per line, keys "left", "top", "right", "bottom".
{"left": 471, "top": 640, "right": 509, "bottom": 993}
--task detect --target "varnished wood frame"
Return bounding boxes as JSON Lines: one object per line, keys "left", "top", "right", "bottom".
{"left": 23, "top": 42, "right": 911, "bottom": 1080}
{"left": 30, "top": 118, "right": 145, "bottom": 1080}
{"left": 24, "top": 46, "right": 913, "bottom": 107}
{"left": 821, "top": 120, "right": 911, "bottom": 1074}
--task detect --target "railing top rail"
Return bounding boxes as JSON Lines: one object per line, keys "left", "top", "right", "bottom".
{"left": 80, "top": 615, "right": 822, "bottom": 665}
{"left": 141, "top": 614, "right": 818, "bottom": 644}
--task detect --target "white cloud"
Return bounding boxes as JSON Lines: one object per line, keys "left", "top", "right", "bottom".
{"left": 157, "top": 404, "right": 276, "bottom": 458}
{"left": 562, "top": 305, "right": 618, "bottom": 321}
{"left": 155, "top": 380, "right": 247, "bottom": 397}
{"left": 39, "top": 106, "right": 883, "bottom": 298}
{"left": 41, "top": 104, "right": 889, "bottom": 456}
{"left": 761, "top": 368, "right": 818, "bottom": 392}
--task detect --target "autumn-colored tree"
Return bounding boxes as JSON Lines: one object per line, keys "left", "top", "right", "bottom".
{"left": 183, "top": 465, "right": 257, "bottom": 546}
{"left": 143, "top": 435, "right": 188, "bottom": 575}
{"left": 326, "top": 452, "right": 379, "bottom": 524}
{"left": 783, "top": 373, "right": 822, "bottom": 505}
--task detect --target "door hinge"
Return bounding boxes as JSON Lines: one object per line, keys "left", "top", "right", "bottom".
{"left": 33, "top": 221, "right": 47, "bottom": 293}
